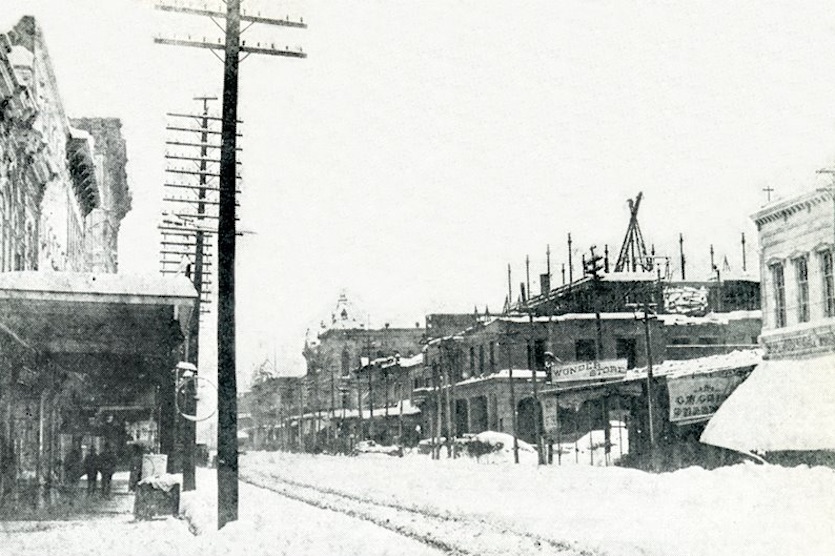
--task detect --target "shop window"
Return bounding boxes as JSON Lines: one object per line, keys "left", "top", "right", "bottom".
{"left": 771, "top": 263, "right": 786, "bottom": 328}
{"left": 795, "top": 256, "right": 810, "bottom": 323}
{"left": 341, "top": 348, "right": 350, "bottom": 376}
{"left": 697, "top": 337, "right": 720, "bottom": 345}
{"left": 823, "top": 251, "right": 835, "bottom": 318}
{"left": 469, "top": 346, "right": 475, "bottom": 377}
{"left": 489, "top": 341, "right": 496, "bottom": 372}
{"left": 478, "top": 345, "right": 485, "bottom": 374}
{"left": 575, "top": 339, "right": 596, "bottom": 361}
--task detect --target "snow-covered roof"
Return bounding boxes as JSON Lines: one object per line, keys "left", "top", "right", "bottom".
{"left": 624, "top": 348, "right": 762, "bottom": 381}
{"left": 398, "top": 353, "right": 424, "bottom": 368}
{"left": 291, "top": 399, "right": 421, "bottom": 420}
{"left": 489, "top": 313, "right": 649, "bottom": 325}
{"left": 0, "top": 271, "right": 197, "bottom": 301}
{"left": 701, "top": 354, "right": 835, "bottom": 452}
{"left": 659, "top": 310, "right": 762, "bottom": 326}
{"left": 455, "top": 369, "right": 548, "bottom": 387}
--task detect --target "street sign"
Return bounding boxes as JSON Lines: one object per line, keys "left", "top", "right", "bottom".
{"left": 550, "top": 359, "right": 628, "bottom": 383}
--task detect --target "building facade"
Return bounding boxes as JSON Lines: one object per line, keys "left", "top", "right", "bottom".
{"left": 0, "top": 18, "right": 131, "bottom": 276}
{"left": 702, "top": 188, "right": 835, "bottom": 463}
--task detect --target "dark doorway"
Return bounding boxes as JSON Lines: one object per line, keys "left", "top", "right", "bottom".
{"left": 516, "top": 397, "right": 543, "bottom": 444}
{"left": 455, "top": 398, "right": 469, "bottom": 435}
{"left": 470, "top": 396, "right": 488, "bottom": 433}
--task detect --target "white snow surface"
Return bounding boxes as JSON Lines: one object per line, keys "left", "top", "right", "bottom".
{"left": 5, "top": 453, "right": 835, "bottom": 555}
{"left": 239, "top": 451, "right": 835, "bottom": 556}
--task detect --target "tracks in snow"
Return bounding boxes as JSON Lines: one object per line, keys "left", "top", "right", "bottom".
{"left": 240, "top": 470, "right": 603, "bottom": 556}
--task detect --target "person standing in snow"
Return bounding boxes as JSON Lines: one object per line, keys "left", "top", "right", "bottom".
{"left": 128, "top": 444, "right": 143, "bottom": 491}
{"left": 84, "top": 445, "right": 98, "bottom": 496}
{"left": 64, "top": 444, "right": 82, "bottom": 487}
{"left": 99, "top": 442, "right": 117, "bottom": 497}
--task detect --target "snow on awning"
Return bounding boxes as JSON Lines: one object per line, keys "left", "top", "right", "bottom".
{"left": 701, "top": 355, "right": 835, "bottom": 452}
{"left": 623, "top": 348, "right": 762, "bottom": 381}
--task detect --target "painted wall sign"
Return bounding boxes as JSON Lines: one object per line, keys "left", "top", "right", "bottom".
{"left": 667, "top": 370, "right": 747, "bottom": 423}
{"left": 542, "top": 396, "right": 558, "bottom": 432}
{"left": 550, "top": 359, "right": 628, "bottom": 383}
{"left": 664, "top": 285, "right": 709, "bottom": 316}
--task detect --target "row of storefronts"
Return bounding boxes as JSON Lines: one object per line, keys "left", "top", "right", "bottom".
{"left": 0, "top": 16, "right": 199, "bottom": 511}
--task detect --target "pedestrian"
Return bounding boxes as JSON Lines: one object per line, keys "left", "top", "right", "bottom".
{"left": 64, "top": 444, "right": 82, "bottom": 487}
{"left": 99, "top": 443, "right": 117, "bottom": 497}
{"left": 83, "top": 446, "right": 98, "bottom": 496}
{"left": 128, "top": 444, "right": 143, "bottom": 491}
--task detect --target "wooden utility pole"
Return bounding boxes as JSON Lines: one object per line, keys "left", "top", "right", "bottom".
{"left": 526, "top": 301, "right": 543, "bottom": 464}
{"left": 567, "top": 233, "right": 573, "bottom": 283}
{"left": 160, "top": 96, "right": 223, "bottom": 492}
{"left": 741, "top": 232, "right": 747, "bottom": 272}
{"left": 640, "top": 305, "right": 657, "bottom": 468}
{"left": 679, "top": 233, "right": 686, "bottom": 280}
{"left": 155, "top": 0, "right": 306, "bottom": 529}
{"left": 505, "top": 338, "right": 519, "bottom": 464}
{"left": 506, "top": 264, "right": 512, "bottom": 313}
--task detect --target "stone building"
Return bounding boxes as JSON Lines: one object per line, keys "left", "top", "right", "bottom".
{"left": 0, "top": 17, "right": 197, "bottom": 509}
{"left": 703, "top": 188, "right": 835, "bottom": 464}
{"left": 300, "top": 292, "right": 425, "bottom": 446}
{"left": 71, "top": 117, "right": 132, "bottom": 273}
{"left": 1, "top": 17, "right": 100, "bottom": 272}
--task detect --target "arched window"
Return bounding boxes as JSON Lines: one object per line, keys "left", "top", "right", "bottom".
{"left": 341, "top": 347, "right": 350, "bottom": 376}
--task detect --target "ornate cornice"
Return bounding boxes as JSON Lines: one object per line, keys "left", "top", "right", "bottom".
{"left": 762, "top": 323, "right": 835, "bottom": 360}
{"left": 752, "top": 189, "right": 833, "bottom": 229}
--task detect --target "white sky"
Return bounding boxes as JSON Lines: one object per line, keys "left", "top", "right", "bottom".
{"left": 6, "top": 1, "right": 835, "bottom": 380}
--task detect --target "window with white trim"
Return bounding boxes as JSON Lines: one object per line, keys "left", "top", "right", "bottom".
{"left": 771, "top": 263, "right": 786, "bottom": 328}
{"left": 823, "top": 251, "right": 835, "bottom": 318}
{"left": 795, "top": 256, "right": 809, "bottom": 323}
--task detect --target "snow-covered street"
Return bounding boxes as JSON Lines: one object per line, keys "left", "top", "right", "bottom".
{"left": 239, "top": 451, "right": 835, "bottom": 556}
{"left": 4, "top": 451, "right": 835, "bottom": 555}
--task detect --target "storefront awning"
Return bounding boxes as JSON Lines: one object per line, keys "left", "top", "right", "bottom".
{"left": 0, "top": 271, "right": 197, "bottom": 355}
{"left": 700, "top": 356, "right": 835, "bottom": 453}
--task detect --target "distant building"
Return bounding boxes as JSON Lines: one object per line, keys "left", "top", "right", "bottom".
{"left": 300, "top": 292, "right": 425, "bottom": 447}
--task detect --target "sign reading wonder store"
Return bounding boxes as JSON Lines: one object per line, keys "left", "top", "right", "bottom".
{"left": 550, "top": 359, "right": 628, "bottom": 383}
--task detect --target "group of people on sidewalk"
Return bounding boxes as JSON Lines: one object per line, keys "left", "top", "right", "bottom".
{"left": 63, "top": 442, "right": 121, "bottom": 497}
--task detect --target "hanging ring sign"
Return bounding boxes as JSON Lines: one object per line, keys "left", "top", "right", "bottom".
{"left": 175, "top": 375, "right": 218, "bottom": 422}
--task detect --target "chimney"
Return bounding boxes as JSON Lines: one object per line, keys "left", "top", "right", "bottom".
{"left": 540, "top": 273, "right": 550, "bottom": 296}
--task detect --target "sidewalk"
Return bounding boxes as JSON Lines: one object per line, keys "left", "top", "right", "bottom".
{"left": 0, "top": 472, "right": 135, "bottom": 521}
{"left": 1, "top": 471, "right": 196, "bottom": 556}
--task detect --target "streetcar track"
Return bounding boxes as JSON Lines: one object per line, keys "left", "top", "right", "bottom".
{"left": 241, "top": 470, "right": 605, "bottom": 556}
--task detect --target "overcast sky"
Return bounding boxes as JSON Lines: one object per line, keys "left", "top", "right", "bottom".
{"left": 7, "top": 1, "right": 835, "bottom": 381}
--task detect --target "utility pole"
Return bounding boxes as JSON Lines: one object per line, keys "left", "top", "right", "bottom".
{"left": 507, "top": 264, "right": 512, "bottom": 313}
{"left": 505, "top": 337, "right": 520, "bottom": 464}
{"left": 679, "top": 233, "right": 686, "bottom": 280}
{"left": 160, "top": 96, "right": 224, "bottom": 492}
{"left": 155, "top": 0, "right": 306, "bottom": 529}
{"left": 526, "top": 293, "right": 543, "bottom": 465}
{"left": 631, "top": 303, "right": 657, "bottom": 470}
{"left": 741, "top": 232, "right": 746, "bottom": 272}
{"left": 567, "top": 233, "right": 573, "bottom": 284}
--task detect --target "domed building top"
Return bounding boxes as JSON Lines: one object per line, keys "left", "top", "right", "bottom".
{"left": 328, "top": 290, "right": 367, "bottom": 330}
{"left": 304, "top": 290, "right": 368, "bottom": 349}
